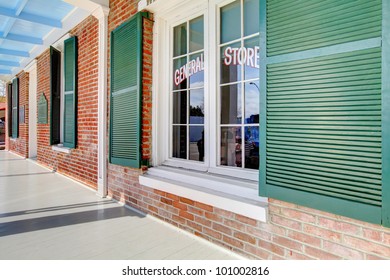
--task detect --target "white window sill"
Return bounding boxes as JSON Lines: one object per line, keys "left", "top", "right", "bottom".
{"left": 139, "top": 166, "right": 268, "bottom": 222}
{"left": 52, "top": 144, "right": 71, "bottom": 154}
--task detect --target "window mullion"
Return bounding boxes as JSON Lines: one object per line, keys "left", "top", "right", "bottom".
{"left": 241, "top": 0, "right": 245, "bottom": 169}
{"left": 186, "top": 20, "right": 190, "bottom": 160}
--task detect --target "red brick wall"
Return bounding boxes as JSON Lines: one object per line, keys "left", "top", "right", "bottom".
{"left": 8, "top": 71, "right": 29, "bottom": 158}
{"left": 109, "top": 173, "right": 390, "bottom": 259}
{"left": 106, "top": 0, "right": 390, "bottom": 260}
{"left": 36, "top": 15, "right": 99, "bottom": 189}
{"left": 141, "top": 17, "right": 153, "bottom": 161}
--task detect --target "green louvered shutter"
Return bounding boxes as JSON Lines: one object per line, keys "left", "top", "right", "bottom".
{"left": 50, "top": 47, "right": 61, "bottom": 145}
{"left": 266, "top": 0, "right": 382, "bottom": 56}
{"left": 261, "top": 0, "right": 383, "bottom": 224}
{"left": 110, "top": 13, "right": 143, "bottom": 168}
{"left": 63, "top": 37, "right": 78, "bottom": 148}
{"left": 11, "top": 78, "right": 19, "bottom": 139}
{"left": 7, "top": 83, "right": 12, "bottom": 136}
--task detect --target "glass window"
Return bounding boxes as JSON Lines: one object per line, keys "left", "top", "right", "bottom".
{"left": 220, "top": 42, "right": 242, "bottom": 84}
{"left": 172, "top": 15, "right": 205, "bottom": 162}
{"left": 190, "top": 16, "right": 204, "bottom": 52}
{"left": 244, "top": 0, "right": 260, "bottom": 36}
{"left": 174, "top": 23, "right": 187, "bottom": 57}
{"left": 221, "top": 83, "right": 242, "bottom": 124}
{"left": 167, "top": 1, "right": 259, "bottom": 175}
{"left": 219, "top": 0, "right": 260, "bottom": 170}
{"left": 220, "top": 1, "right": 241, "bottom": 44}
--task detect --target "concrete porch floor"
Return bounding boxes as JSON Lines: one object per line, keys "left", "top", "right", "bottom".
{"left": 0, "top": 151, "right": 240, "bottom": 260}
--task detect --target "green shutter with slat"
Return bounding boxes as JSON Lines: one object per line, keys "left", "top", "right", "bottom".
{"left": 260, "top": 0, "right": 385, "bottom": 225}
{"left": 63, "top": 37, "right": 78, "bottom": 148}
{"left": 382, "top": 0, "right": 390, "bottom": 227}
{"left": 110, "top": 13, "right": 144, "bottom": 168}
{"left": 11, "top": 77, "right": 19, "bottom": 139}
{"left": 50, "top": 46, "right": 61, "bottom": 145}
{"left": 267, "top": 0, "right": 382, "bottom": 56}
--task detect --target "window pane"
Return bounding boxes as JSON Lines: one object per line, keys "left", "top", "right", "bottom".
{"left": 172, "top": 126, "right": 187, "bottom": 159}
{"left": 244, "top": 126, "right": 259, "bottom": 169}
{"left": 189, "top": 126, "right": 204, "bottom": 162}
{"left": 173, "top": 57, "right": 188, "bottom": 91}
{"left": 190, "top": 16, "right": 204, "bottom": 52}
{"left": 220, "top": 127, "right": 242, "bottom": 167}
{"left": 244, "top": 81, "right": 259, "bottom": 124}
{"left": 221, "top": 0, "right": 241, "bottom": 44}
{"left": 220, "top": 42, "right": 242, "bottom": 84}
{"left": 174, "top": 23, "right": 187, "bottom": 57}
{"left": 244, "top": 36, "right": 260, "bottom": 80}
{"left": 221, "top": 84, "right": 241, "bottom": 124}
{"left": 190, "top": 88, "right": 204, "bottom": 124}
{"left": 244, "top": 0, "right": 260, "bottom": 36}
{"left": 189, "top": 52, "right": 205, "bottom": 88}
{"left": 173, "top": 91, "right": 187, "bottom": 124}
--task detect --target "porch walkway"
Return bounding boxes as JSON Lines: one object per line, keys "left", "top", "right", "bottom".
{"left": 0, "top": 151, "right": 240, "bottom": 260}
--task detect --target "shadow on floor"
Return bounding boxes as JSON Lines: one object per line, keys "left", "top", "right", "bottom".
{"left": 0, "top": 172, "right": 54, "bottom": 178}
{"left": 0, "top": 206, "right": 145, "bottom": 237}
{"left": 0, "top": 201, "right": 117, "bottom": 218}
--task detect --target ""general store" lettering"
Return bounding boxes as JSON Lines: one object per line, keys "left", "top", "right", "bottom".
{"left": 174, "top": 54, "right": 204, "bottom": 86}
{"left": 224, "top": 46, "right": 259, "bottom": 68}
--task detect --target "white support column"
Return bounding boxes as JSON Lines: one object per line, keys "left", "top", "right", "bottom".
{"left": 64, "top": 0, "right": 110, "bottom": 197}
{"left": 24, "top": 59, "right": 38, "bottom": 159}
{"left": 93, "top": 6, "right": 110, "bottom": 197}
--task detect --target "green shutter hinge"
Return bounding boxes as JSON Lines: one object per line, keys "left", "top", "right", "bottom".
{"left": 140, "top": 11, "right": 150, "bottom": 19}
{"left": 141, "top": 159, "right": 150, "bottom": 167}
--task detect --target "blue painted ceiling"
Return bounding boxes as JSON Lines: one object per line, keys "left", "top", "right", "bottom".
{"left": 0, "top": 0, "right": 76, "bottom": 80}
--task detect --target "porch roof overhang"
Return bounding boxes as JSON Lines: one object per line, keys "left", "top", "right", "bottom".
{"left": 0, "top": 0, "right": 108, "bottom": 82}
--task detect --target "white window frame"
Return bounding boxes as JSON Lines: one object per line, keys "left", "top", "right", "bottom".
{"left": 152, "top": 0, "right": 259, "bottom": 181}
{"left": 144, "top": 0, "right": 267, "bottom": 222}
{"left": 214, "top": 0, "right": 260, "bottom": 180}
{"left": 167, "top": 9, "right": 209, "bottom": 172}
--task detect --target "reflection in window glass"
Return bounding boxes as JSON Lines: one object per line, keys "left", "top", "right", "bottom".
{"left": 244, "top": 126, "right": 259, "bottom": 169}
{"left": 172, "top": 16, "right": 205, "bottom": 161}
{"left": 173, "top": 57, "right": 188, "bottom": 91}
{"left": 172, "top": 126, "right": 187, "bottom": 159}
{"left": 190, "top": 89, "right": 204, "bottom": 124}
{"left": 221, "top": 84, "right": 241, "bottom": 124}
{"left": 244, "top": 0, "right": 260, "bottom": 36}
{"left": 220, "top": 127, "right": 242, "bottom": 167}
{"left": 174, "top": 23, "right": 187, "bottom": 57}
{"left": 173, "top": 91, "right": 187, "bottom": 124}
{"left": 218, "top": 0, "right": 259, "bottom": 170}
{"left": 221, "top": 0, "right": 241, "bottom": 44}
{"left": 244, "top": 36, "right": 260, "bottom": 80}
{"left": 220, "top": 42, "right": 242, "bottom": 84}
{"left": 189, "top": 126, "right": 204, "bottom": 161}
{"left": 190, "top": 16, "right": 204, "bottom": 52}
{"left": 245, "top": 82, "right": 259, "bottom": 124}
{"left": 189, "top": 52, "right": 204, "bottom": 88}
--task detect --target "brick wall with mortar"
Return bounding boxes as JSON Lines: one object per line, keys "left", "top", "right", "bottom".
{"left": 106, "top": 0, "right": 390, "bottom": 259}
{"left": 7, "top": 71, "right": 29, "bottom": 158}
{"left": 36, "top": 15, "right": 99, "bottom": 189}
